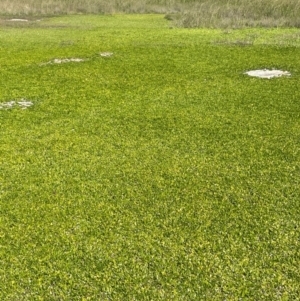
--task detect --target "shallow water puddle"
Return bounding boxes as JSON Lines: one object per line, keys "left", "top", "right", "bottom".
{"left": 245, "top": 69, "right": 291, "bottom": 79}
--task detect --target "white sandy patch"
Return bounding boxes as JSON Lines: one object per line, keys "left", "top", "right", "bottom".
{"left": 0, "top": 99, "right": 33, "bottom": 110}
{"left": 40, "top": 54, "right": 113, "bottom": 65}
{"left": 53, "top": 58, "right": 85, "bottom": 63}
{"left": 100, "top": 52, "right": 113, "bottom": 57}
{"left": 9, "top": 19, "right": 28, "bottom": 22}
{"left": 245, "top": 69, "right": 291, "bottom": 79}
{"left": 40, "top": 58, "right": 86, "bottom": 65}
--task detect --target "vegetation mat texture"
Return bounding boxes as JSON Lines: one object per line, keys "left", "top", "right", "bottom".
{"left": 0, "top": 15, "right": 299, "bottom": 300}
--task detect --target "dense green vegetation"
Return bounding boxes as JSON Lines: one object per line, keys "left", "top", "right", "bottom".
{"left": 0, "top": 14, "right": 299, "bottom": 300}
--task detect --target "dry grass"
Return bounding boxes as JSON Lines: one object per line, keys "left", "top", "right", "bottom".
{"left": 0, "top": 0, "right": 179, "bottom": 15}
{"left": 0, "top": 0, "right": 299, "bottom": 28}
{"left": 176, "top": 0, "right": 300, "bottom": 28}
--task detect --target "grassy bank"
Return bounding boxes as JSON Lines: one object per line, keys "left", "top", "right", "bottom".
{"left": 174, "top": 0, "right": 300, "bottom": 28}
{"left": 0, "top": 0, "right": 300, "bottom": 28}
{"left": 0, "top": 14, "right": 299, "bottom": 300}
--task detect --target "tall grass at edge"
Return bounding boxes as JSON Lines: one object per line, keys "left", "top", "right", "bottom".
{"left": 175, "top": 0, "right": 300, "bottom": 28}
{"left": 0, "top": 1, "right": 300, "bottom": 31}
{"left": 0, "top": 0, "right": 180, "bottom": 15}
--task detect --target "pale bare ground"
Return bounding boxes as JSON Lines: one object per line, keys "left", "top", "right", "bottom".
{"left": 39, "top": 53, "right": 113, "bottom": 65}
{"left": 244, "top": 70, "right": 291, "bottom": 79}
{"left": 0, "top": 99, "right": 34, "bottom": 109}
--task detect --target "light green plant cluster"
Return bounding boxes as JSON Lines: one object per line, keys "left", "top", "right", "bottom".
{"left": 0, "top": 0, "right": 300, "bottom": 28}
{"left": 0, "top": 15, "right": 299, "bottom": 300}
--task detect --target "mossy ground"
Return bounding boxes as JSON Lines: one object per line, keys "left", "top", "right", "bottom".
{"left": 0, "top": 15, "right": 299, "bottom": 300}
